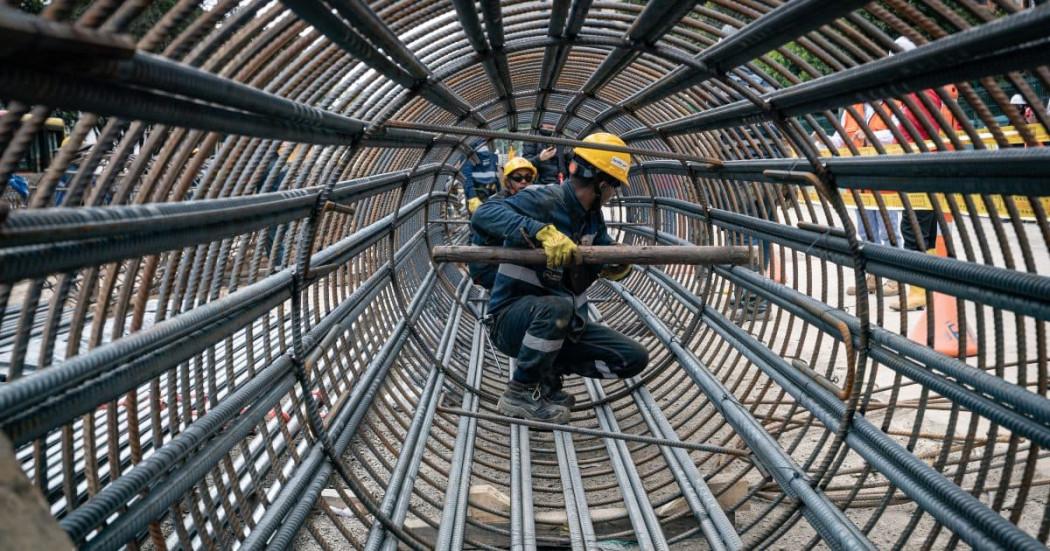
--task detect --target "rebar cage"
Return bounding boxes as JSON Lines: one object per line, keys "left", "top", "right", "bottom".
{"left": 1, "top": 1, "right": 1049, "bottom": 549}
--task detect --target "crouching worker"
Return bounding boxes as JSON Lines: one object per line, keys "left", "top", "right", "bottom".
{"left": 472, "top": 133, "right": 649, "bottom": 424}
{"left": 467, "top": 157, "right": 537, "bottom": 288}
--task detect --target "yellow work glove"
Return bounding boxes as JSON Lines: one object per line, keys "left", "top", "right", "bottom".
{"left": 535, "top": 225, "right": 578, "bottom": 268}
{"left": 467, "top": 197, "right": 482, "bottom": 214}
{"left": 600, "top": 264, "right": 632, "bottom": 282}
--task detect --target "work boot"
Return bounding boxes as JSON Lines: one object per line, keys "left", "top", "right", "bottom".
{"left": 890, "top": 284, "right": 926, "bottom": 311}
{"left": 540, "top": 373, "right": 575, "bottom": 409}
{"left": 498, "top": 380, "right": 571, "bottom": 425}
{"left": 882, "top": 280, "right": 900, "bottom": 297}
{"left": 847, "top": 274, "right": 877, "bottom": 296}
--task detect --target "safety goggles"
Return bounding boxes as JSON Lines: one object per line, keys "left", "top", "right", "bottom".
{"left": 508, "top": 173, "right": 534, "bottom": 183}
{"left": 573, "top": 155, "right": 621, "bottom": 188}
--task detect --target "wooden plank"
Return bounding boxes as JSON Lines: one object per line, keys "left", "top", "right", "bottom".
{"left": 431, "top": 245, "right": 754, "bottom": 266}
{"left": 467, "top": 484, "right": 511, "bottom": 523}
{"left": 655, "top": 475, "right": 751, "bottom": 520}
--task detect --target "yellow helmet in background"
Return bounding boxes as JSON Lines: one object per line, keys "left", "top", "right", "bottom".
{"left": 573, "top": 132, "right": 631, "bottom": 186}
{"left": 502, "top": 156, "right": 536, "bottom": 179}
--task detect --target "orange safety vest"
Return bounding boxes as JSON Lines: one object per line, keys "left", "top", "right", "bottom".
{"left": 841, "top": 102, "right": 893, "bottom": 147}
{"left": 840, "top": 103, "right": 897, "bottom": 198}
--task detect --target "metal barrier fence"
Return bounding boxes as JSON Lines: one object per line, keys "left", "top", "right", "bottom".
{"left": 1, "top": 1, "right": 1049, "bottom": 549}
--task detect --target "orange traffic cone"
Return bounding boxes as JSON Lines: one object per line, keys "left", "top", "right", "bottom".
{"left": 769, "top": 247, "right": 784, "bottom": 284}
{"left": 906, "top": 233, "right": 977, "bottom": 357}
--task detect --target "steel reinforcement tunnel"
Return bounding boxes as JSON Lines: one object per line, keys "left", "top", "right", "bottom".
{"left": 1, "top": 1, "right": 1050, "bottom": 550}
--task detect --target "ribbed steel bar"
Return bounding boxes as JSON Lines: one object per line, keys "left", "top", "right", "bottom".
{"left": 553, "top": 429, "right": 596, "bottom": 550}
{"left": 375, "top": 277, "right": 472, "bottom": 551}
{"left": 620, "top": 196, "right": 1050, "bottom": 323}
{"left": 615, "top": 0, "right": 873, "bottom": 112}
{"left": 582, "top": 376, "right": 666, "bottom": 550}
{"left": 624, "top": 5, "right": 1050, "bottom": 140}
{"left": 386, "top": 119, "right": 724, "bottom": 165}
{"left": 433, "top": 299, "right": 485, "bottom": 549}
{"left": 0, "top": 193, "right": 444, "bottom": 445}
{"left": 437, "top": 407, "right": 751, "bottom": 457}
{"left": 557, "top": 0, "right": 696, "bottom": 129}
{"left": 247, "top": 269, "right": 440, "bottom": 550}
{"left": 627, "top": 380, "right": 740, "bottom": 551}
{"left": 626, "top": 268, "right": 1045, "bottom": 550}
{"left": 0, "top": 172, "right": 450, "bottom": 282}
{"left": 611, "top": 280, "right": 876, "bottom": 550}
{"left": 634, "top": 225, "right": 1050, "bottom": 432}
{"left": 1, "top": 1, "right": 1049, "bottom": 550}
{"left": 637, "top": 149, "right": 1050, "bottom": 196}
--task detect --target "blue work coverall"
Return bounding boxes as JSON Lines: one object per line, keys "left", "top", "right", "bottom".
{"left": 468, "top": 189, "right": 509, "bottom": 288}
{"left": 472, "top": 182, "right": 648, "bottom": 385}
{"left": 462, "top": 148, "right": 500, "bottom": 201}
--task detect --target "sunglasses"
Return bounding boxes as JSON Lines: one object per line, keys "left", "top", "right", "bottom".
{"left": 508, "top": 173, "right": 534, "bottom": 183}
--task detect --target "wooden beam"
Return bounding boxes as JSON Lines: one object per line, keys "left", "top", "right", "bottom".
{"left": 431, "top": 244, "right": 754, "bottom": 266}
{"left": 0, "top": 433, "right": 73, "bottom": 549}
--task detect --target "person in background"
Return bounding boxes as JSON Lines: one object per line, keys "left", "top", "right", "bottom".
{"left": 3, "top": 173, "right": 30, "bottom": 208}
{"left": 891, "top": 36, "right": 961, "bottom": 311}
{"left": 729, "top": 185, "right": 776, "bottom": 322}
{"left": 838, "top": 102, "right": 902, "bottom": 297}
{"left": 463, "top": 140, "right": 501, "bottom": 215}
{"left": 522, "top": 123, "right": 571, "bottom": 185}
{"left": 467, "top": 157, "right": 537, "bottom": 289}
{"left": 1010, "top": 94, "right": 1039, "bottom": 125}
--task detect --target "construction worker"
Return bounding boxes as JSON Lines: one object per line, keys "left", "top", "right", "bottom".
{"left": 838, "top": 102, "right": 901, "bottom": 297}
{"left": 522, "top": 123, "right": 571, "bottom": 185}
{"left": 1011, "top": 93, "right": 1039, "bottom": 125}
{"left": 473, "top": 132, "right": 649, "bottom": 424}
{"left": 890, "top": 36, "right": 961, "bottom": 311}
{"left": 468, "top": 157, "right": 537, "bottom": 288}
{"left": 463, "top": 140, "right": 500, "bottom": 215}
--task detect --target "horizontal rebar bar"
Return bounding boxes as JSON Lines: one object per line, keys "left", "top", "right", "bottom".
{"left": 2, "top": 2, "right": 1049, "bottom": 550}
{"left": 384, "top": 120, "right": 724, "bottom": 166}
{"left": 436, "top": 406, "right": 751, "bottom": 457}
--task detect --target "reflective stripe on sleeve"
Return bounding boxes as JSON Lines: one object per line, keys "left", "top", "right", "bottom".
{"left": 498, "top": 263, "right": 542, "bottom": 287}
{"left": 523, "top": 333, "right": 564, "bottom": 352}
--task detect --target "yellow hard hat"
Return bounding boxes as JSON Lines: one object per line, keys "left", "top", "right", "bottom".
{"left": 503, "top": 156, "right": 536, "bottom": 179}
{"left": 573, "top": 132, "right": 631, "bottom": 186}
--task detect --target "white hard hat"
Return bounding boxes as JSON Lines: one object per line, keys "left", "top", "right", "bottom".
{"left": 1010, "top": 94, "right": 1026, "bottom": 106}
{"left": 894, "top": 36, "right": 917, "bottom": 52}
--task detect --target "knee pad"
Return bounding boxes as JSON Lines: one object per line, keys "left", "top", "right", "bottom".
{"left": 537, "top": 297, "right": 574, "bottom": 327}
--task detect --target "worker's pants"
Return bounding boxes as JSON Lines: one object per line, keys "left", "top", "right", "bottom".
{"left": 490, "top": 295, "right": 649, "bottom": 385}
{"left": 901, "top": 209, "right": 938, "bottom": 252}
{"left": 856, "top": 209, "right": 901, "bottom": 247}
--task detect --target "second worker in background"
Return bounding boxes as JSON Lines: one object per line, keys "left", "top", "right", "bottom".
{"left": 472, "top": 133, "right": 649, "bottom": 424}
{"left": 463, "top": 140, "right": 501, "bottom": 215}
{"left": 522, "top": 123, "right": 572, "bottom": 185}
{"left": 467, "top": 157, "right": 537, "bottom": 289}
